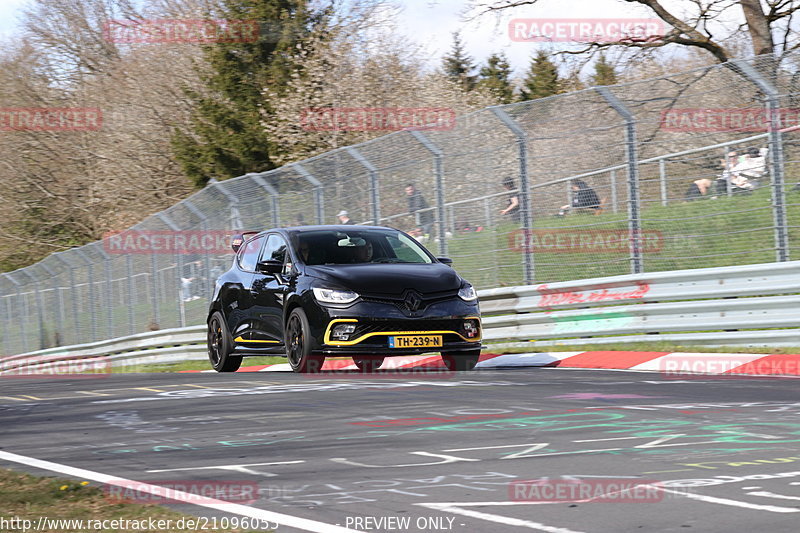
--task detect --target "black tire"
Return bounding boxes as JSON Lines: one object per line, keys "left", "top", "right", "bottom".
{"left": 441, "top": 350, "right": 481, "bottom": 371}
{"left": 207, "top": 311, "right": 241, "bottom": 372}
{"left": 353, "top": 357, "right": 385, "bottom": 372}
{"left": 286, "top": 308, "right": 325, "bottom": 373}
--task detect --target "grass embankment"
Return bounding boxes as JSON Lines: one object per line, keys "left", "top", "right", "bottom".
{"left": 0, "top": 469, "right": 266, "bottom": 532}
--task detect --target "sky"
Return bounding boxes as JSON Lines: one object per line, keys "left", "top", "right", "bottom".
{"left": 0, "top": 0, "right": 729, "bottom": 76}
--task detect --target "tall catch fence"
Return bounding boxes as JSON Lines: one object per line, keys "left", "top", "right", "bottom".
{"left": 2, "top": 53, "right": 800, "bottom": 355}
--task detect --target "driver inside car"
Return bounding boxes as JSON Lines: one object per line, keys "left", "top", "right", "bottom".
{"left": 352, "top": 240, "right": 373, "bottom": 263}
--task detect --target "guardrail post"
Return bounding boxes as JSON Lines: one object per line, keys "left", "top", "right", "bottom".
{"left": 38, "top": 263, "right": 63, "bottom": 348}
{"left": 292, "top": 163, "right": 325, "bottom": 224}
{"left": 246, "top": 173, "right": 281, "bottom": 227}
{"left": 731, "top": 58, "right": 789, "bottom": 262}
{"left": 3, "top": 273, "right": 29, "bottom": 353}
{"left": 490, "top": 106, "right": 534, "bottom": 284}
{"left": 595, "top": 86, "right": 643, "bottom": 274}
{"left": 409, "top": 130, "right": 448, "bottom": 257}
{"left": 346, "top": 147, "right": 381, "bottom": 225}
{"left": 157, "top": 213, "right": 186, "bottom": 328}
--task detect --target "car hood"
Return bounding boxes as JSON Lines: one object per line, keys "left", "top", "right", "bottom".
{"left": 304, "top": 263, "right": 462, "bottom": 295}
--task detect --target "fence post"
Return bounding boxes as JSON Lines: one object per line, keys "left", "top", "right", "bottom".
{"left": 659, "top": 159, "right": 668, "bottom": 206}
{"left": 157, "top": 212, "right": 186, "bottom": 328}
{"left": 292, "top": 163, "right": 325, "bottom": 224}
{"left": 73, "top": 248, "right": 99, "bottom": 342}
{"left": 409, "top": 130, "right": 448, "bottom": 257}
{"left": 52, "top": 253, "right": 82, "bottom": 345}
{"left": 98, "top": 249, "right": 114, "bottom": 340}
{"left": 247, "top": 173, "right": 281, "bottom": 227}
{"left": 183, "top": 201, "right": 215, "bottom": 299}
{"left": 595, "top": 86, "right": 643, "bottom": 274}
{"left": 38, "top": 262, "right": 63, "bottom": 348}
{"left": 730, "top": 58, "right": 789, "bottom": 262}
{"left": 2, "top": 273, "right": 28, "bottom": 353}
{"left": 125, "top": 254, "right": 135, "bottom": 335}
{"left": 210, "top": 180, "right": 242, "bottom": 230}
{"left": 346, "top": 147, "right": 381, "bottom": 225}
{"left": 610, "top": 170, "right": 619, "bottom": 213}
{"left": 489, "top": 106, "right": 534, "bottom": 284}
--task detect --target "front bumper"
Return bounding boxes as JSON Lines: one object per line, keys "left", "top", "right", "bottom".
{"left": 305, "top": 297, "right": 482, "bottom": 356}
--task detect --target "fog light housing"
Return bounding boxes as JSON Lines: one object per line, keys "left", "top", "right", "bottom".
{"left": 462, "top": 320, "right": 480, "bottom": 339}
{"left": 332, "top": 323, "right": 356, "bottom": 341}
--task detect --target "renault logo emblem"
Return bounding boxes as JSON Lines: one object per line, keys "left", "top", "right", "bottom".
{"left": 405, "top": 291, "right": 422, "bottom": 312}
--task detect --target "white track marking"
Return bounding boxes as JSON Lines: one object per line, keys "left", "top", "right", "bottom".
{"left": 0, "top": 450, "right": 358, "bottom": 533}
{"left": 653, "top": 485, "right": 799, "bottom": 513}
{"left": 147, "top": 461, "right": 304, "bottom": 475}
{"left": 418, "top": 503, "right": 584, "bottom": 532}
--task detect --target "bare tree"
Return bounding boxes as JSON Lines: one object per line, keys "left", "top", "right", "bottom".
{"left": 477, "top": 0, "right": 800, "bottom": 63}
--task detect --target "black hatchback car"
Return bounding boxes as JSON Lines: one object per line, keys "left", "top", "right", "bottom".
{"left": 207, "top": 225, "right": 482, "bottom": 373}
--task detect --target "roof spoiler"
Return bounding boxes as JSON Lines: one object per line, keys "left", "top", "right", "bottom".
{"left": 231, "top": 231, "right": 260, "bottom": 253}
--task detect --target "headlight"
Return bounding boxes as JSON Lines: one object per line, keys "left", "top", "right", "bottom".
{"left": 313, "top": 287, "right": 359, "bottom": 304}
{"left": 458, "top": 285, "right": 477, "bottom": 301}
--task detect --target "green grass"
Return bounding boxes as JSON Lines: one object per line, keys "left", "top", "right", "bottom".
{"left": 115, "top": 356, "right": 286, "bottom": 373}
{"left": 0, "top": 468, "right": 266, "bottom": 532}
{"left": 448, "top": 187, "right": 800, "bottom": 287}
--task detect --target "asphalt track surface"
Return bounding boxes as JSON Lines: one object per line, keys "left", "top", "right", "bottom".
{"left": 3, "top": 366, "right": 800, "bottom": 533}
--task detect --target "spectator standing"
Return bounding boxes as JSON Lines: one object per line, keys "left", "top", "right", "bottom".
{"left": 337, "top": 210, "right": 355, "bottom": 224}
{"left": 499, "top": 178, "right": 520, "bottom": 222}
{"left": 405, "top": 184, "right": 434, "bottom": 234}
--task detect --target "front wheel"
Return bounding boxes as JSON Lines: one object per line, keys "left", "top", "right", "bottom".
{"left": 207, "top": 312, "right": 241, "bottom": 372}
{"left": 285, "top": 308, "right": 325, "bottom": 373}
{"left": 441, "top": 350, "right": 480, "bottom": 371}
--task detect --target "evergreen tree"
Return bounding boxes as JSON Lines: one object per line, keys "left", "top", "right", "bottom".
{"left": 478, "top": 52, "right": 514, "bottom": 104}
{"left": 171, "top": 0, "right": 317, "bottom": 187}
{"left": 519, "top": 50, "right": 562, "bottom": 102}
{"left": 590, "top": 53, "right": 618, "bottom": 86}
{"left": 442, "top": 32, "right": 477, "bottom": 91}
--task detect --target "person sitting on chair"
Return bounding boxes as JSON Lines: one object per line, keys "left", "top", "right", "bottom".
{"left": 558, "top": 179, "right": 601, "bottom": 216}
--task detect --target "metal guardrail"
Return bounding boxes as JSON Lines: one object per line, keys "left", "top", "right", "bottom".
{"left": 3, "top": 260, "right": 800, "bottom": 374}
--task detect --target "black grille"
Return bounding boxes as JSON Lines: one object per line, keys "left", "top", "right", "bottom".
{"left": 360, "top": 290, "right": 458, "bottom": 313}
{"left": 353, "top": 318, "right": 465, "bottom": 338}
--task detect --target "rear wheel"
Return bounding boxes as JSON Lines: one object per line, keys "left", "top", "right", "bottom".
{"left": 207, "top": 312, "right": 241, "bottom": 372}
{"left": 286, "top": 308, "right": 325, "bottom": 373}
{"left": 353, "top": 357, "right": 385, "bottom": 372}
{"left": 441, "top": 350, "right": 480, "bottom": 371}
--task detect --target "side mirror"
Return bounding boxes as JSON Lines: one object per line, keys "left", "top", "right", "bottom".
{"left": 437, "top": 257, "right": 453, "bottom": 266}
{"left": 256, "top": 260, "right": 283, "bottom": 275}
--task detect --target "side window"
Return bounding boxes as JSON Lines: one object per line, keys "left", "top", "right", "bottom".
{"left": 238, "top": 236, "right": 265, "bottom": 272}
{"left": 260, "top": 234, "right": 288, "bottom": 264}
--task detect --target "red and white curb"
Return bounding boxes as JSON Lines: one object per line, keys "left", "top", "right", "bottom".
{"left": 180, "top": 351, "right": 800, "bottom": 377}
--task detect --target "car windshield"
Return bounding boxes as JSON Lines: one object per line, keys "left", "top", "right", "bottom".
{"left": 294, "top": 229, "right": 433, "bottom": 265}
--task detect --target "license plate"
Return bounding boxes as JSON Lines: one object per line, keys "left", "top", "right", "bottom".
{"left": 389, "top": 335, "right": 443, "bottom": 348}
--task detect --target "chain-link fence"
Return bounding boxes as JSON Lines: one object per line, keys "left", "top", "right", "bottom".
{"left": 3, "top": 53, "right": 800, "bottom": 355}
